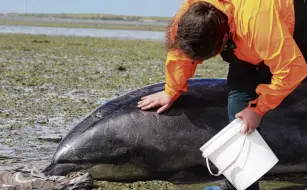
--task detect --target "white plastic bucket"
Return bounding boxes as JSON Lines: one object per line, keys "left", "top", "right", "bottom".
{"left": 199, "top": 118, "right": 279, "bottom": 190}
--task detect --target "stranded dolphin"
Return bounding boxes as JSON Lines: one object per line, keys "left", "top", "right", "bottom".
{"left": 43, "top": 78, "right": 307, "bottom": 181}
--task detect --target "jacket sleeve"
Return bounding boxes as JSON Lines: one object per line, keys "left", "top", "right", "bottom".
{"left": 248, "top": 9, "right": 307, "bottom": 116}
{"left": 164, "top": 51, "right": 202, "bottom": 101}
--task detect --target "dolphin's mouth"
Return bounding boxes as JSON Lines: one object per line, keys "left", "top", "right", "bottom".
{"left": 42, "top": 162, "right": 153, "bottom": 181}
{"left": 86, "top": 163, "right": 153, "bottom": 181}
{"left": 42, "top": 162, "right": 88, "bottom": 176}
{"left": 42, "top": 162, "right": 221, "bottom": 183}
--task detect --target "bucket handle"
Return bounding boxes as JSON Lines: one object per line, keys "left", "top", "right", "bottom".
{"left": 206, "top": 135, "right": 247, "bottom": 176}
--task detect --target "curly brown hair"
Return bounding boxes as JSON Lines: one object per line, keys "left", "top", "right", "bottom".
{"left": 165, "top": 1, "right": 230, "bottom": 61}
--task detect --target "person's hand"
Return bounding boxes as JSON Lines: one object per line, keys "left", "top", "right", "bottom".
{"left": 137, "top": 91, "right": 173, "bottom": 114}
{"left": 235, "top": 107, "right": 263, "bottom": 134}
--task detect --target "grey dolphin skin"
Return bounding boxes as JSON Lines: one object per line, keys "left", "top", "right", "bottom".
{"left": 43, "top": 78, "right": 307, "bottom": 181}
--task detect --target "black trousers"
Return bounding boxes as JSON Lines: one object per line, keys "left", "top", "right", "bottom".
{"left": 219, "top": 1, "right": 307, "bottom": 190}
{"left": 293, "top": 0, "right": 307, "bottom": 61}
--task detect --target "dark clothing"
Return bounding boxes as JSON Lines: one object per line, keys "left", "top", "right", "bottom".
{"left": 293, "top": 0, "right": 307, "bottom": 60}
{"left": 221, "top": 38, "right": 272, "bottom": 98}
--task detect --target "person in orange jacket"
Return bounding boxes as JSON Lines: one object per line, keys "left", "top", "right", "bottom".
{"left": 138, "top": 0, "right": 307, "bottom": 189}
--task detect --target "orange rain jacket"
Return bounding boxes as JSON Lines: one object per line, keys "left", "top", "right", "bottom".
{"left": 164, "top": 0, "right": 307, "bottom": 116}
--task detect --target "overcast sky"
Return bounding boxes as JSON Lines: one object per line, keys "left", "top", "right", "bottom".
{"left": 0, "top": 0, "right": 184, "bottom": 17}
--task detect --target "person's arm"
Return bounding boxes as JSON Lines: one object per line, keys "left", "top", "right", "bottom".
{"left": 164, "top": 51, "right": 202, "bottom": 101}
{"left": 137, "top": 0, "right": 202, "bottom": 113}
{"left": 248, "top": 9, "right": 307, "bottom": 116}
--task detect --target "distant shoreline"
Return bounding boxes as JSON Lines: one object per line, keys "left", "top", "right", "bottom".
{"left": 6, "top": 13, "right": 172, "bottom": 22}
{"left": 0, "top": 13, "right": 171, "bottom": 32}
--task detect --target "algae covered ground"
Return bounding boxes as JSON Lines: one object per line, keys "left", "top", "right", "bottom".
{"left": 0, "top": 34, "right": 227, "bottom": 130}
{"left": 1, "top": 34, "right": 306, "bottom": 189}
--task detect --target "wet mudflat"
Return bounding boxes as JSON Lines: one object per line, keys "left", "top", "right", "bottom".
{"left": 0, "top": 34, "right": 306, "bottom": 189}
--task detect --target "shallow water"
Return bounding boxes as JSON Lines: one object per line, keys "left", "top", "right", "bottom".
{"left": 0, "top": 25, "right": 165, "bottom": 40}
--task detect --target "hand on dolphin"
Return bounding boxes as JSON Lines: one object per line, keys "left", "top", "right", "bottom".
{"left": 235, "top": 107, "right": 263, "bottom": 134}
{"left": 137, "top": 91, "right": 173, "bottom": 114}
